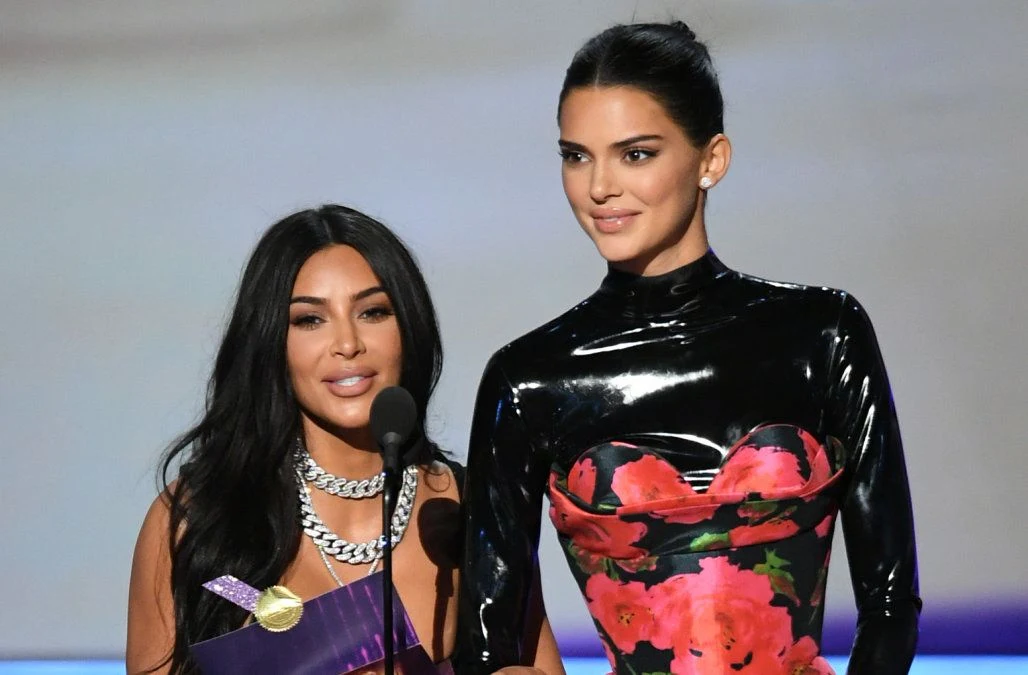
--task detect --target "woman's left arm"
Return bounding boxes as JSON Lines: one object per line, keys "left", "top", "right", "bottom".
{"left": 827, "top": 294, "right": 921, "bottom": 674}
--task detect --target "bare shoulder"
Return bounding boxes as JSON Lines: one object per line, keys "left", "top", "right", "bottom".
{"left": 132, "top": 486, "right": 177, "bottom": 574}
{"left": 422, "top": 459, "right": 462, "bottom": 499}
{"left": 126, "top": 486, "right": 177, "bottom": 674}
{"left": 415, "top": 461, "right": 462, "bottom": 569}
{"left": 142, "top": 485, "right": 174, "bottom": 530}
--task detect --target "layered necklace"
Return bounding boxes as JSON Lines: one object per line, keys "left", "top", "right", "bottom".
{"left": 294, "top": 441, "right": 418, "bottom": 584}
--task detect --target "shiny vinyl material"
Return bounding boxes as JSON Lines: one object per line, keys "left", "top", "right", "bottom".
{"left": 456, "top": 251, "right": 920, "bottom": 674}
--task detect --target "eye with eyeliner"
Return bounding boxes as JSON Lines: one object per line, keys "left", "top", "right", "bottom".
{"left": 359, "top": 304, "right": 395, "bottom": 322}
{"left": 624, "top": 147, "right": 658, "bottom": 163}
{"left": 290, "top": 313, "right": 324, "bottom": 329}
{"left": 558, "top": 148, "right": 589, "bottom": 165}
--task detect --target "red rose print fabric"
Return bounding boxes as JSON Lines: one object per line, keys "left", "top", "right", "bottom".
{"left": 548, "top": 425, "right": 844, "bottom": 674}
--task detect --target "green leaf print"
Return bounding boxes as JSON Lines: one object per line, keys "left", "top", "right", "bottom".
{"left": 755, "top": 549, "right": 790, "bottom": 571}
{"left": 739, "top": 500, "right": 777, "bottom": 521}
{"left": 810, "top": 555, "right": 830, "bottom": 610}
{"left": 689, "top": 531, "right": 731, "bottom": 551}
{"left": 566, "top": 541, "right": 607, "bottom": 576}
{"left": 754, "top": 549, "right": 802, "bottom": 606}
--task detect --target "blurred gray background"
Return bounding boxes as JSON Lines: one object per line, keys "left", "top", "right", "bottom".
{"left": 1, "top": 0, "right": 1025, "bottom": 657}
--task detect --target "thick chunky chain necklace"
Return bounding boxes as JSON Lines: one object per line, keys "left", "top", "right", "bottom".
{"left": 299, "top": 449, "right": 386, "bottom": 499}
{"left": 294, "top": 451, "right": 418, "bottom": 572}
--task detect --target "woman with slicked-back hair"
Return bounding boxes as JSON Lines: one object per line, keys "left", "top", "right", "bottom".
{"left": 458, "top": 22, "right": 920, "bottom": 675}
{"left": 126, "top": 205, "right": 563, "bottom": 674}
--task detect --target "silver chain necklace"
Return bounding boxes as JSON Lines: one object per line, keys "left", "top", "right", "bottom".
{"left": 295, "top": 458, "right": 418, "bottom": 574}
{"left": 299, "top": 449, "right": 386, "bottom": 499}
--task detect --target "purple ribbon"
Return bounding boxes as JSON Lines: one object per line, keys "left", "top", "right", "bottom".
{"left": 191, "top": 571, "right": 443, "bottom": 674}
{"left": 201, "top": 575, "right": 260, "bottom": 612}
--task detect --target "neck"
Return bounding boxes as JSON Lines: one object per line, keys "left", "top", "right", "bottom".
{"left": 301, "top": 418, "right": 384, "bottom": 478}
{"left": 594, "top": 246, "right": 728, "bottom": 318}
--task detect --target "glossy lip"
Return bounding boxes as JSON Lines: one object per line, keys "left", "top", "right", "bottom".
{"left": 589, "top": 207, "right": 641, "bottom": 219}
{"left": 323, "top": 367, "right": 376, "bottom": 398}
{"left": 589, "top": 207, "right": 641, "bottom": 235}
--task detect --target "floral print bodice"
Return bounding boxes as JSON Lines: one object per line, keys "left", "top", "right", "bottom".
{"left": 549, "top": 424, "right": 844, "bottom": 674}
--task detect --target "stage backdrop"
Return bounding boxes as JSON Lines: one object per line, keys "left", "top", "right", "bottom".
{"left": 1, "top": 0, "right": 1025, "bottom": 658}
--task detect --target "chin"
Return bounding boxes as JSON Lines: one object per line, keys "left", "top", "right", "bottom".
{"left": 591, "top": 239, "right": 646, "bottom": 266}
{"left": 304, "top": 406, "right": 371, "bottom": 435}
{"left": 332, "top": 410, "right": 372, "bottom": 431}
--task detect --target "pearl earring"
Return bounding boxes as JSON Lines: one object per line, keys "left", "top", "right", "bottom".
{"left": 699, "top": 176, "right": 714, "bottom": 190}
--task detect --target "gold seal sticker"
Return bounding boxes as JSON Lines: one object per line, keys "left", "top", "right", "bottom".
{"left": 253, "top": 585, "right": 303, "bottom": 632}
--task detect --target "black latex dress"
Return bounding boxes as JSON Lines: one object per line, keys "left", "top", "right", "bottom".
{"left": 456, "top": 250, "right": 920, "bottom": 674}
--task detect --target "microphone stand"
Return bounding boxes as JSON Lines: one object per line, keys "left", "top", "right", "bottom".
{"left": 370, "top": 386, "right": 417, "bottom": 675}
{"left": 381, "top": 441, "right": 402, "bottom": 675}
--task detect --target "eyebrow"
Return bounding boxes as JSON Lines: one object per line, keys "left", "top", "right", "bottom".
{"left": 558, "top": 134, "right": 665, "bottom": 153}
{"left": 289, "top": 286, "right": 388, "bottom": 305}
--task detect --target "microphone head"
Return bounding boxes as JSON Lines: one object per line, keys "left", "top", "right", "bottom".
{"left": 370, "top": 385, "right": 418, "bottom": 448}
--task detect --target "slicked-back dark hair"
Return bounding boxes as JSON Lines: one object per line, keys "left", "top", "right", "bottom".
{"left": 559, "top": 21, "right": 724, "bottom": 147}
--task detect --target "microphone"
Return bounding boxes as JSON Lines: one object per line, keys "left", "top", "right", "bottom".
{"left": 368, "top": 385, "right": 417, "bottom": 675}
{"left": 370, "top": 385, "right": 418, "bottom": 476}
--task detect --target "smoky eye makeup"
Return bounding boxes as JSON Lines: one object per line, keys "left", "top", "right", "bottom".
{"left": 289, "top": 312, "right": 324, "bottom": 329}
{"left": 624, "top": 147, "right": 659, "bottom": 162}
{"left": 359, "top": 304, "right": 395, "bottom": 322}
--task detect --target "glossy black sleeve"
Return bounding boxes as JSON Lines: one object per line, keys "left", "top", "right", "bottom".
{"left": 827, "top": 295, "right": 921, "bottom": 674}
{"left": 454, "top": 356, "right": 548, "bottom": 674}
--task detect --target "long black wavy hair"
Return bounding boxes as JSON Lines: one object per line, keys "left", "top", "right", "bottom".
{"left": 157, "top": 204, "right": 443, "bottom": 673}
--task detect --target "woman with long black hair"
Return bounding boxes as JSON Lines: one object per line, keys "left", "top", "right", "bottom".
{"left": 127, "top": 204, "right": 562, "bottom": 674}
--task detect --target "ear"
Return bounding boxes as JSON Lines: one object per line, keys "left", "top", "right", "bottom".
{"left": 698, "top": 133, "right": 732, "bottom": 189}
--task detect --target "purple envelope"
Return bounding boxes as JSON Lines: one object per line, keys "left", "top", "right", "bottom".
{"left": 190, "top": 572, "right": 448, "bottom": 674}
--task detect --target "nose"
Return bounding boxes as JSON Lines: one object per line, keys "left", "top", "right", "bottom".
{"left": 589, "top": 160, "right": 621, "bottom": 203}
{"left": 331, "top": 318, "right": 365, "bottom": 359}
